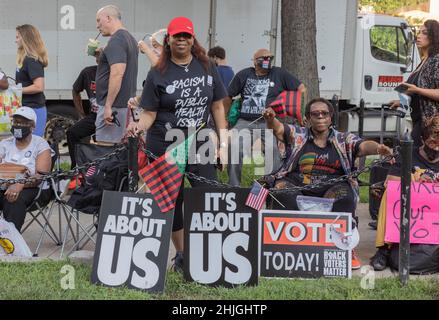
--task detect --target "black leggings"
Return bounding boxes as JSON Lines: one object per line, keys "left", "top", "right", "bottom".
{"left": 271, "top": 181, "right": 358, "bottom": 226}
{"left": 0, "top": 188, "right": 40, "bottom": 231}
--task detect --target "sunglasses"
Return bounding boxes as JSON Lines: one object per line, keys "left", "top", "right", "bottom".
{"left": 256, "top": 56, "right": 274, "bottom": 61}
{"left": 309, "top": 111, "right": 331, "bottom": 118}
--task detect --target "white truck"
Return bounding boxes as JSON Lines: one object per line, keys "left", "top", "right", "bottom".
{"left": 0, "top": 0, "right": 418, "bottom": 151}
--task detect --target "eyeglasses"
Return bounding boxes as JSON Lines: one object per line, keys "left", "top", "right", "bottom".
{"left": 309, "top": 111, "right": 331, "bottom": 118}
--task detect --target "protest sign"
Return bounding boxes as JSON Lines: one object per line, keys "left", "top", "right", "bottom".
{"left": 385, "top": 180, "right": 439, "bottom": 244}
{"left": 91, "top": 191, "right": 173, "bottom": 292}
{"left": 260, "top": 210, "right": 352, "bottom": 279}
{"left": 184, "top": 187, "right": 259, "bottom": 287}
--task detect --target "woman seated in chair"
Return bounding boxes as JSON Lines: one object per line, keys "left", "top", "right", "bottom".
{"left": 263, "top": 98, "right": 393, "bottom": 270}
{"left": 0, "top": 107, "right": 51, "bottom": 231}
{"left": 370, "top": 115, "right": 439, "bottom": 272}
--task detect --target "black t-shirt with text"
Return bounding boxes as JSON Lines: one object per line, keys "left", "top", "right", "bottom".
{"left": 15, "top": 56, "right": 45, "bottom": 107}
{"left": 389, "top": 148, "right": 439, "bottom": 177}
{"left": 288, "top": 141, "right": 346, "bottom": 187}
{"left": 228, "top": 66, "right": 302, "bottom": 120}
{"left": 73, "top": 65, "right": 98, "bottom": 113}
{"left": 140, "top": 58, "right": 227, "bottom": 136}
{"left": 96, "top": 29, "right": 138, "bottom": 108}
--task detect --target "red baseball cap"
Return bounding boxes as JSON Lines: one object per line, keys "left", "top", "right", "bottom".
{"left": 167, "top": 16, "right": 195, "bottom": 37}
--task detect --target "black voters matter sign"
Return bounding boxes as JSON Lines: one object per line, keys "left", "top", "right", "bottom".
{"left": 184, "top": 188, "right": 259, "bottom": 287}
{"left": 260, "top": 210, "right": 352, "bottom": 279}
{"left": 91, "top": 191, "right": 173, "bottom": 292}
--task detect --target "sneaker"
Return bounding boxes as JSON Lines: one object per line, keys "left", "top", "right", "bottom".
{"left": 368, "top": 220, "right": 377, "bottom": 230}
{"left": 352, "top": 250, "right": 361, "bottom": 270}
{"left": 68, "top": 175, "right": 83, "bottom": 190}
{"left": 171, "top": 251, "right": 184, "bottom": 273}
{"left": 370, "top": 246, "right": 390, "bottom": 271}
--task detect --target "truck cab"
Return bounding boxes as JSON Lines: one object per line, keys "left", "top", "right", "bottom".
{"left": 331, "top": 13, "right": 420, "bottom": 139}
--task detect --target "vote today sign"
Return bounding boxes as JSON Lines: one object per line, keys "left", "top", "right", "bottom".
{"left": 385, "top": 180, "right": 439, "bottom": 244}
{"left": 91, "top": 191, "right": 173, "bottom": 292}
{"left": 260, "top": 210, "right": 352, "bottom": 279}
{"left": 184, "top": 188, "right": 259, "bottom": 288}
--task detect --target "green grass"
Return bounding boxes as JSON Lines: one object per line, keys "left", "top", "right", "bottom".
{"left": 0, "top": 261, "right": 438, "bottom": 300}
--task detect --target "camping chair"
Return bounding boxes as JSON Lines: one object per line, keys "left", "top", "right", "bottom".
{"left": 26, "top": 143, "right": 97, "bottom": 258}
{"left": 63, "top": 142, "right": 128, "bottom": 257}
{"left": 19, "top": 143, "right": 67, "bottom": 256}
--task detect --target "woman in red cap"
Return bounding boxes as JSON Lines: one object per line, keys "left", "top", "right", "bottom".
{"left": 127, "top": 16, "right": 228, "bottom": 273}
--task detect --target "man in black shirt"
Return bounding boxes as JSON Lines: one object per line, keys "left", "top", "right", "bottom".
{"left": 66, "top": 50, "right": 101, "bottom": 170}
{"left": 224, "top": 48, "right": 305, "bottom": 186}
{"left": 94, "top": 5, "right": 138, "bottom": 144}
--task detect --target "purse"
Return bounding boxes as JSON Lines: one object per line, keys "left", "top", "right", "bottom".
{"left": 0, "top": 162, "right": 28, "bottom": 179}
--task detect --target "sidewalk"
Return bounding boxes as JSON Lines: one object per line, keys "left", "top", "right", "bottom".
{"left": 2, "top": 199, "right": 438, "bottom": 280}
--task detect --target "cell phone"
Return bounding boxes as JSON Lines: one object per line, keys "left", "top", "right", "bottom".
{"left": 394, "top": 84, "right": 409, "bottom": 93}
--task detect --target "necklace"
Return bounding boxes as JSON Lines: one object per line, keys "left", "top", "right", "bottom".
{"left": 172, "top": 56, "right": 193, "bottom": 73}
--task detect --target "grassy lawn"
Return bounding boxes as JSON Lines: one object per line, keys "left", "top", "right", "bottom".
{"left": 0, "top": 261, "right": 438, "bottom": 300}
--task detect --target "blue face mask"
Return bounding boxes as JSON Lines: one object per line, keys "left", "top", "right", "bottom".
{"left": 256, "top": 56, "right": 274, "bottom": 70}
{"left": 11, "top": 125, "right": 32, "bottom": 140}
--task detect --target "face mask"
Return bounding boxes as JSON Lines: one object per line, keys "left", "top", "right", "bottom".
{"left": 257, "top": 58, "right": 273, "bottom": 70}
{"left": 423, "top": 144, "right": 439, "bottom": 161}
{"left": 11, "top": 125, "right": 32, "bottom": 140}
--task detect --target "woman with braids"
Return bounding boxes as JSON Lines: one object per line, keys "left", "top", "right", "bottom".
{"left": 263, "top": 98, "right": 393, "bottom": 270}
{"left": 127, "top": 17, "right": 228, "bottom": 273}
{"left": 391, "top": 20, "right": 439, "bottom": 146}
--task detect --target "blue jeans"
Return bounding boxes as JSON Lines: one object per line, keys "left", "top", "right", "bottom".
{"left": 33, "top": 106, "right": 47, "bottom": 137}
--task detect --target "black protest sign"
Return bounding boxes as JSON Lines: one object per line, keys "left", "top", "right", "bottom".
{"left": 184, "top": 187, "right": 259, "bottom": 287}
{"left": 91, "top": 191, "right": 173, "bottom": 292}
{"left": 260, "top": 210, "right": 352, "bottom": 279}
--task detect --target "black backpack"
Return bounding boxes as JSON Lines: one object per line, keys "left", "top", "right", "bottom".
{"left": 389, "top": 244, "right": 439, "bottom": 275}
{"left": 69, "top": 148, "right": 128, "bottom": 214}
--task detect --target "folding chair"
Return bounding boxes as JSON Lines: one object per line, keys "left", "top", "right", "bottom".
{"left": 63, "top": 142, "right": 128, "bottom": 257}
{"left": 19, "top": 143, "right": 64, "bottom": 256}
{"left": 26, "top": 143, "right": 96, "bottom": 258}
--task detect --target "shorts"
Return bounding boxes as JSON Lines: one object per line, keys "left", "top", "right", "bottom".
{"left": 95, "top": 106, "right": 128, "bottom": 144}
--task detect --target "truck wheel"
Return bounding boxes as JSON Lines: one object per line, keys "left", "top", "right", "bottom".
{"left": 44, "top": 105, "right": 78, "bottom": 155}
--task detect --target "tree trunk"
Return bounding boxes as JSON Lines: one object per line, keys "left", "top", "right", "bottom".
{"left": 281, "top": 0, "right": 320, "bottom": 100}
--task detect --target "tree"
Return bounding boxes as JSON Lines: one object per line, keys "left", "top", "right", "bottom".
{"left": 281, "top": 0, "right": 319, "bottom": 100}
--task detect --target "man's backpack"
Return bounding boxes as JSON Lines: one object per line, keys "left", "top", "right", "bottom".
{"left": 69, "top": 147, "right": 128, "bottom": 214}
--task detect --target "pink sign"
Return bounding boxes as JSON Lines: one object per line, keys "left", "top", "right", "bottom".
{"left": 385, "top": 180, "right": 439, "bottom": 244}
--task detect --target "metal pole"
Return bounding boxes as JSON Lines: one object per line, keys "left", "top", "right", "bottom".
{"left": 270, "top": 0, "right": 280, "bottom": 59}
{"left": 358, "top": 99, "right": 365, "bottom": 138}
{"left": 128, "top": 137, "right": 139, "bottom": 193}
{"left": 399, "top": 131, "right": 412, "bottom": 286}
{"left": 208, "top": 0, "right": 217, "bottom": 49}
{"left": 332, "top": 94, "right": 339, "bottom": 130}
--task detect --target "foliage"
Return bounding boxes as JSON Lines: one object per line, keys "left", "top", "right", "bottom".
{"left": 359, "top": 0, "right": 429, "bottom": 14}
